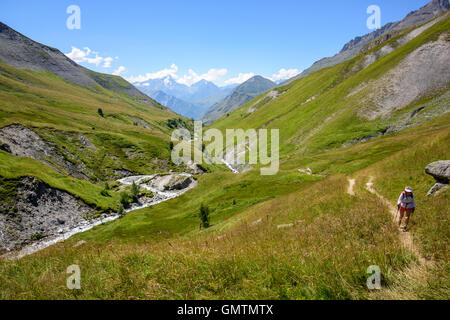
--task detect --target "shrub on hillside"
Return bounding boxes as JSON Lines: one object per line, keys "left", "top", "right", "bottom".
{"left": 131, "top": 181, "right": 140, "bottom": 202}
{"left": 118, "top": 203, "right": 125, "bottom": 217}
{"left": 120, "top": 191, "right": 131, "bottom": 208}
{"left": 198, "top": 203, "right": 210, "bottom": 229}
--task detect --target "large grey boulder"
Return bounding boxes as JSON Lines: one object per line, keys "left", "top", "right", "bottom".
{"left": 425, "top": 160, "right": 450, "bottom": 195}
{"left": 165, "top": 176, "right": 194, "bottom": 191}
{"left": 425, "top": 160, "right": 450, "bottom": 183}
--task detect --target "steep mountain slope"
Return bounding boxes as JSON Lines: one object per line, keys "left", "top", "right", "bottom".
{"left": 191, "top": 86, "right": 234, "bottom": 111}
{"left": 0, "top": 22, "right": 164, "bottom": 109}
{"left": 146, "top": 90, "right": 204, "bottom": 119}
{"left": 189, "top": 80, "right": 222, "bottom": 102}
{"left": 138, "top": 77, "right": 235, "bottom": 119}
{"left": 137, "top": 76, "right": 225, "bottom": 104}
{"left": 0, "top": 21, "right": 192, "bottom": 183}
{"left": 201, "top": 76, "right": 276, "bottom": 124}
{"left": 0, "top": 22, "right": 200, "bottom": 250}
{"left": 212, "top": 13, "right": 450, "bottom": 161}
{"left": 136, "top": 77, "right": 188, "bottom": 99}
{"left": 286, "top": 0, "right": 450, "bottom": 82}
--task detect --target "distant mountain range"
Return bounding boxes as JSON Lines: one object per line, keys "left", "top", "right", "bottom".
{"left": 285, "top": 0, "right": 450, "bottom": 83}
{"left": 145, "top": 90, "right": 201, "bottom": 120}
{"left": 201, "top": 75, "right": 276, "bottom": 124}
{"left": 137, "top": 76, "right": 236, "bottom": 119}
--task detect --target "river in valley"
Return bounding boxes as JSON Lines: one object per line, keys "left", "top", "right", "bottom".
{"left": 1, "top": 173, "right": 197, "bottom": 260}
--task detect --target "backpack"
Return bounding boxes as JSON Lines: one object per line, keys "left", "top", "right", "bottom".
{"left": 401, "top": 191, "right": 414, "bottom": 200}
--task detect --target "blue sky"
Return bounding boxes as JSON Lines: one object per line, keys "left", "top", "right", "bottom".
{"left": 0, "top": 0, "right": 430, "bottom": 86}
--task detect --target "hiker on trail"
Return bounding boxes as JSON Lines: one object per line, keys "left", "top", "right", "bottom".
{"left": 397, "top": 186, "right": 416, "bottom": 232}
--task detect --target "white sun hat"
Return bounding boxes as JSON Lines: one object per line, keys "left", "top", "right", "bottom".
{"left": 405, "top": 187, "right": 413, "bottom": 192}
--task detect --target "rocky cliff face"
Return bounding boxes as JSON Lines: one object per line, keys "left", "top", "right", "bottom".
{"left": 287, "top": 0, "right": 450, "bottom": 82}
{"left": 201, "top": 76, "right": 276, "bottom": 124}
{"left": 360, "top": 32, "right": 450, "bottom": 120}
{"left": 341, "top": 0, "right": 450, "bottom": 53}
{"left": 0, "top": 177, "right": 97, "bottom": 252}
{"left": 0, "top": 124, "right": 92, "bottom": 181}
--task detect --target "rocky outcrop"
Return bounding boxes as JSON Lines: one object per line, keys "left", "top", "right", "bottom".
{"left": 113, "top": 168, "right": 137, "bottom": 178}
{"left": 0, "top": 177, "right": 97, "bottom": 252}
{"left": 124, "top": 174, "right": 196, "bottom": 192}
{"left": 116, "top": 174, "right": 198, "bottom": 212}
{"left": 165, "top": 176, "right": 194, "bottom": 191}
{"left": 246, "top": 90, "right": 282, "bottom": 115}
{"left": 77, "top": 134, "right": 97, "bottom": 151}
{"left": 0, "top": 124, "right": 90, "bottom": 180}
{"left": 285, "top": 0, "right": 450, "bottom": 83}
{"left": 425, "top": 160, "right": 450, "bottom": 195}
{"left": 185, "top": 160, "right": 206, "bottom": 175}
{"left": 361, "top": 36, "right": 450, "bottom": 120}
{"left": 128, "top": 116, "right": 153, "bottom": 129}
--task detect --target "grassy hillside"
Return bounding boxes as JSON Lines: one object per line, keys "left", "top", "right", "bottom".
{"left": 0, "top": 59, "right": 198, "bottom": 211}
{"left": 212, "top": 15, "right": 449, "bottom": 158}
{"left": 201, "top": 76, "right": 276, "bottom": 124}
{"left": 0, "top": 109, "right": 447, "bottom": 299}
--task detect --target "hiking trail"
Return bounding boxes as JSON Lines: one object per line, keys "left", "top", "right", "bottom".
{"left": 364, "top": 176, "right": 430, "bottom": 265}
{"left": 361, "top": 176, "right": 435, "bottom": 299}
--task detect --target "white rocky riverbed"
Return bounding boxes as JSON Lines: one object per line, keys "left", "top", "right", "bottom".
{"left": 1, "top": 173, "right": 197, "bottom": 260}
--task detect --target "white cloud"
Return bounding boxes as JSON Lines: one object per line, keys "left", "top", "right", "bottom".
{"left": 65, "top": 47, "right": 301, "bottom": 87}
{"left": 103, "top": 57, "right": 114, "bottom": 68}
{"left": 224, "top": 72, "right": 255, "bottom": 85}
{"left": 86, "top": 55, "right": 103, "bottom": 66}
{"left": 270, "top": 68, "right": 301, "bottom": 82}
{"left": 112, "top": 66, "right": 126, "bottom": 76}
{"left": 65, "top": 46, "right": 88, "bottom": 61}
{"left": 126, "top": 64, "right": 228, "bottom": 87}
{"left": 126, "top": 64, "right": 179, "bottom": 83}
{"left": 176, "top": 68, "right": 228, "bottom": 86}
{"left": 65, "top": 46, "right": 115, "bottom": 68}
